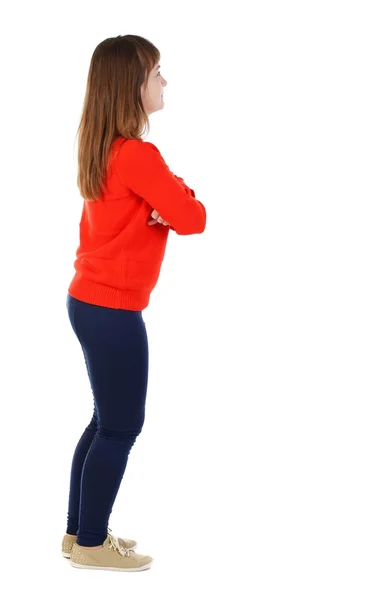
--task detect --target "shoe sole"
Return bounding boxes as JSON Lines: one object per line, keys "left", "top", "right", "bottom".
{"left": 62, "top": 543, "right": 137, "bottom": 559}
{"left": 70, "top": 559, "right": 153, "bottom": 572}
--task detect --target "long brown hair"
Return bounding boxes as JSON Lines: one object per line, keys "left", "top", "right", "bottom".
{"left": 75, "top": 34, "right": 160, "bottom": 202}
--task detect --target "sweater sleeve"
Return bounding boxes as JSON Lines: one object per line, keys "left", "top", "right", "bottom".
{"left": 116, "top": 140, "right": 206, "bottom": 235}
{"left": 169, "top": 175, "right": 196, "bottom": 232}
{"left": 171, "top": 174, "right": 196, "bottom": 198}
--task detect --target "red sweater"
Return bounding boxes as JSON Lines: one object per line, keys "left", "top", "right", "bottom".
{"left": 68, "top": 137, "right": 207, "bottom": 310}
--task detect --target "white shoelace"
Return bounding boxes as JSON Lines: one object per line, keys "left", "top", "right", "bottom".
{"left": 107, "top": 528, "right": 133, "bottom": 558}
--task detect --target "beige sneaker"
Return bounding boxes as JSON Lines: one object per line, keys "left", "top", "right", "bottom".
{"left": 70, "top": 532, "right": 153, "bottom": 572}
{"left": 61, "top": 527, "right": 137, "bottom": 558}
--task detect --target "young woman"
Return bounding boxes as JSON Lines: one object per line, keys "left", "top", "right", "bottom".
{"left": 61, "top": 34, "right": 206, "bottom": 572}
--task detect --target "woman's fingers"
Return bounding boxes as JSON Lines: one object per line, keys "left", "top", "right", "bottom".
{"left": 148, "top": 209, "right": 169, "bottom": 226}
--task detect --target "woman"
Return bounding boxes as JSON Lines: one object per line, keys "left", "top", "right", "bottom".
{"left": 61, "top": 34, "right": 207, "bottom": 572}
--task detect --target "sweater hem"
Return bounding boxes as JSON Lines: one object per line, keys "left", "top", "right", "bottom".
{"left": 68, "top": 273, "right": 150, "bottom": 311}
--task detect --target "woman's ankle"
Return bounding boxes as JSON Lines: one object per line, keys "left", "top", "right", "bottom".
{"left": 76, "top": 543, "right": 103, "bottom": 550}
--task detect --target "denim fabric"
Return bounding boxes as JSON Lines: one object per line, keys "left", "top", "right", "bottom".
{"left": 65, "top": 293, "right": 148, "bottom": 546}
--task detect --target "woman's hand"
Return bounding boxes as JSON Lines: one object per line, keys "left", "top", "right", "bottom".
{"left": 147, "top": 209, "right": 169, "bottom": 226}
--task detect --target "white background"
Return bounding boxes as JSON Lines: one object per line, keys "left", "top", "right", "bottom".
{"left": 1, "top": 1, "right": 371, "bottom": 598}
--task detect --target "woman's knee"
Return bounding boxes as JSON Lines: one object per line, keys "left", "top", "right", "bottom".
{"left": 97, "top": 424, "right": 144, "bottom": 447}
{"left": 85, "top": 413, "right": 98, "bottom": 433}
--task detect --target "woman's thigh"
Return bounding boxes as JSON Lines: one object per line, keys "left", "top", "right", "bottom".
{"left": 66, "top": 294, "right": 149, "bottom": 432}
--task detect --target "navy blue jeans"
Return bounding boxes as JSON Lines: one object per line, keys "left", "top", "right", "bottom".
{"left": 65, "top": 293, "right": 149, "bottom": 546}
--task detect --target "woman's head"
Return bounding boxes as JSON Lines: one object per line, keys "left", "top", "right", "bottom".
{"left": 76, "top": 34, "right": 167, "bottom": 201}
